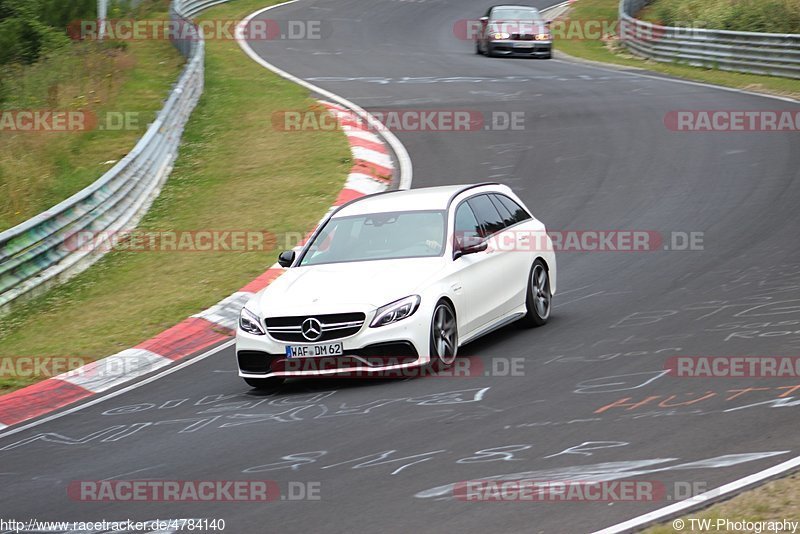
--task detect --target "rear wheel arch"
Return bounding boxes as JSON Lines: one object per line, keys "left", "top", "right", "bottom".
{"left": 533, "top": 255, "right": 555, "bottom": 294}
{"left": 536, "top": 256, "right": 550, "bottom": 272}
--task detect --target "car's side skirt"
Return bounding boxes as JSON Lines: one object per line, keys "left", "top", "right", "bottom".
{"left": 459, "top": 308, "right": 526, "bottom": 346}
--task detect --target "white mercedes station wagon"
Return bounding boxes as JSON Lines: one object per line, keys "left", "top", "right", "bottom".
{"left": 236, "top": 183, "right": 556, "bottom": 389}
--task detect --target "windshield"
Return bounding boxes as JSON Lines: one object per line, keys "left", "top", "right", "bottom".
{"left": 299, "top": 210, "right": 447, "bottom": 266}
{"left": 492, "top": 7, "right": 542, "bottom": 21}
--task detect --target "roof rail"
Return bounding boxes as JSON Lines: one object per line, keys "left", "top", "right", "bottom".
{"left": 447, "top": 182, "right": 501, "bottom": 208}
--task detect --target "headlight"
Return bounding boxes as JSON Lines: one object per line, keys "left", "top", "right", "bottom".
{"left": 494, "top": 32, "right": 510, "bottom": 40}
{"left": 370, "top": 295, "right": 421, "bottom": 328}
{"left": 239, "top": 307, "right": 265, "bottom": 335}
{"left": 536, "top": 33, "right": 550, "bottom": 40}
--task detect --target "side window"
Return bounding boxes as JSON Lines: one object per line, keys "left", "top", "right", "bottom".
{"left": 467, "top": 194, "right": 506, "bottom": 237}
{"left": 454, "top": 202, "right": 482, "bottom": 245}
{"left": 489, "top": 194, "right": 515, "bottom": 227}
{"left": 496, "top": 194, "right": 531, "bottom": 225}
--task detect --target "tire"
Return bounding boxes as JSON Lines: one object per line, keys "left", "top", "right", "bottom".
{"left": 244, "top": 377, "right": 284, "bottom": 391}
{"left": 475, "top": 41, "right": 483, "bottom": 55}
{"left": 543, "top": 50, "right": 552, "bottom": 59}
{"left": 429, "top": 300, "right": 458, "bottom": 368}
{"left": 522, "top": 259, "right": 551, "bottom": 327}
{"left": 486, "top": 44, "right": 497, "bottom": 58}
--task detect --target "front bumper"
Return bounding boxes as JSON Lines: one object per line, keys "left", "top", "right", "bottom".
{"left": 236, "top": 309, "right": 431, "bottom": 378}
{"left": 490, "top": 40, "right": 552, "bottom": 57}
{"left": 238, "top": 343, "right": 423, "bottom": 378}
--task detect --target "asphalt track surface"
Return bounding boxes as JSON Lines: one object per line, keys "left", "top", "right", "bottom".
{"left": 3, "top": 0, "right": 800, "bottom": 532}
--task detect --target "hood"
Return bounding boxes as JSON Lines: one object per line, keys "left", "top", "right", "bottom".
{"left": 252, "top": 257, "right": 447, "bottom": 316}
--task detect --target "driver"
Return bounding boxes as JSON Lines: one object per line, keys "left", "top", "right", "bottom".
{"left": 422, "top": 223, "right": 443, "bottom": 253}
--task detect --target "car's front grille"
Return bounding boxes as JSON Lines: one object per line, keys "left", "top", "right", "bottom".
{"left": 269, "top": 342, "right": 420, "bottom": 373}
{"left": 495, "top": 44, "right": 548, "bottom": 54}
{"left": 265, "top": 312, "right": 366, "bottom": 342}
{"left": 511, "top": 33, "right": 535, "bottom": 40}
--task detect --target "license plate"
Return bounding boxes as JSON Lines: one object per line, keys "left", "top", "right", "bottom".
{"left": 285, "top": 342, "right": 344, "bottom": 358}
{"left": 514, "top": 42, "right": 534, "bottom": 48}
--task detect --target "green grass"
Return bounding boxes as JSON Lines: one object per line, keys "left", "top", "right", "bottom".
{"left": 644, "top": 472, "right": 800, "bottom": 533}
{"left": 553, "top": 0, "right": 800, "bottom": 100}
{"left": 0, "top": 1, "right": 185, "bottom": 231}
{"left": 640, "top": 0, "right": 800, "bottom": 33}
{"left": 0, "top": 0, "right": 350, "bottom": 392}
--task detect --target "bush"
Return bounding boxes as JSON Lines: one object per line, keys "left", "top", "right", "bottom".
{"left": 649, "top": 0, "right": 800, "bottom": 33}
{"left": 36, "top": 0, "right": 97, "bottom": 30}
{"left": 0, "top": 0, "right": 95, "bottom": 65}
{"left": 0, "top": 16, "right": 69, "bottom": 65}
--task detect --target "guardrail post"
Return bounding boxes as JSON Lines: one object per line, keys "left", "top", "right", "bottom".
{"left": 97, "top": 0, "right": 107, "bottom": 41}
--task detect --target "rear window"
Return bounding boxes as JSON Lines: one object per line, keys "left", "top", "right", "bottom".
{"left": 489, "top": 194, "right": 516, "bottom": 227}
{"left": 467, "top": 195, "right": 506, "bottom": 237}
{"left": 495, "top": 194, "right": 531, "bottom": 225}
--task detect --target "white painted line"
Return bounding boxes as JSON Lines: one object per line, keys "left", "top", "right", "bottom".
{"left": 0, "top": 340, "right": 235, "bottom": 441}
{"left": 57, "top": 348, "right": 172, "bottom": 393}
{"left": 193, "top": 291, "right": 253, "bottom": 330}
{"left": 0, "top": 424, "right": 6, "bottom": 431}
{"left": 235, "top": 3, "right": 413, "bottom": 190}
{"left": 346, "top": 173, "right": 391, "bottom": 195}
{"left": 540, "top": 0, "right": 571, "bottom": 20}
{"left": 593, "top": 454, "right": 800, "bottom": 533}
{"left": 541, "top": 0, "right": 571, "bottom": 13}
{"left": 352, "top": 146, "right": 393, "bottom": 168}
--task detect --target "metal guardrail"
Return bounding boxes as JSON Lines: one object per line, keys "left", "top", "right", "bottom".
{"left": 0, "top": 0, "right": 225, "bottom": 312}
{"left": 619, "top": 0, "right": 800, "bottom": 79}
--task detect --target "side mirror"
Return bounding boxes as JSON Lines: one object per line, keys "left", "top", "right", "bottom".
{"left": 479, "top": 16, "right": 489, "bottom": 25}
{"left": 545, "top": 19, "right": 552, "bottom": 26}
{"left": 453, "top": 235, "right": 488, "bottom": 260}
{"left": 278, "top": 250, "right": 295, "bottom": 268}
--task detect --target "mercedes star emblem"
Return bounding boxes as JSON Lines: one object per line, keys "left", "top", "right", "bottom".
{"left": 301, "top": 317, "right": 323, "bottom": 341}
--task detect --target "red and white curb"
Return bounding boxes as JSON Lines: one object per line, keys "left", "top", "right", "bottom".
{"left": 0, "top": 101, "right": 397, "bottom": 429}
